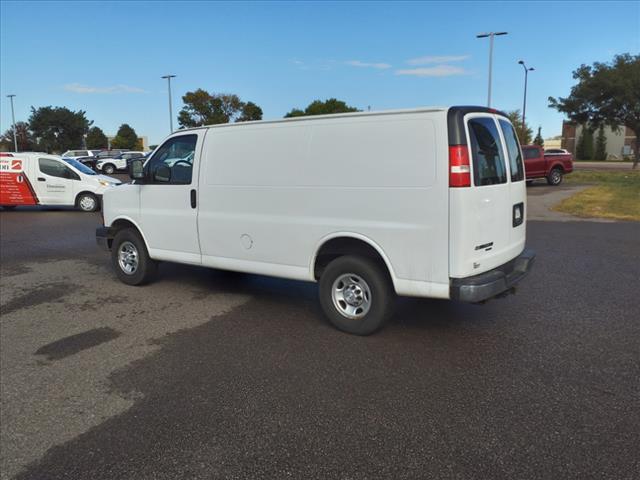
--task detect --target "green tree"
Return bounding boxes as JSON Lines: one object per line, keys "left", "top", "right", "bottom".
{"left": 236, "top": 101, "right": 263, "bottom": 122}
{"left": 86, "top": 126, "right": 108, "bottom": 149}
{"left": 284, "top": 98, "right": 359, "bottom": 118}
{"left": 505, "top": 110, "right": 533, "bottom": 145}
{"left": 28, "top": 106, "right": 92, "bottom": 153}
{"left": 533, "top": 127, "right": 544, "bottom": 147}
{"left": 178, "top": 89, "right": 260, "bottom": 127}
{"left": 549, "top": 53, "right": 640, "bottom": 168}
{"left": 576, "top": 127, "right": 594, "bottom": 160}
{"left": 0, "top": 122, "right": 36, "bottom": 151}
{"left": 284, "top": 108, "right": 305, "bottom": 118}
{"left": 594, "top": 125, "right": 607, "bottom": 160}
{"left": 111, "top": 124, "right": 139, "bottom": 150}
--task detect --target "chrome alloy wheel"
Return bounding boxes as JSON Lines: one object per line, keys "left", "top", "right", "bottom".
{"left": 550, "top": 169, "right": 562, "bottom": 184}
{"left": 118, "top": 241, "right": 139, "bottom": 275}
{"left": 331, "top": 273, "right": 372, "bottom": 319}
{"left": 79, "top": 195, "right": 96, "bottom": 211}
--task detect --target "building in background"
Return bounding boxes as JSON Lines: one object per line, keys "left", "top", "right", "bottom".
{"left": 543, "top": 137, "right": 562, "bottom": 150}
{"left": 562, "top": 122, "right": 637, "bottom": 159}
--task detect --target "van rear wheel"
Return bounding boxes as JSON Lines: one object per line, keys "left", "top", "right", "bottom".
{"left": 111, "top": 228, "right": 157, "bottom": 285}
{"left": 319, "top": 255, "right": 395, "bottom": 335}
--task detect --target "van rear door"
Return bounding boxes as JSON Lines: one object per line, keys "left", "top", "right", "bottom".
{"left": 448, "top": 108, "right": 526, "bottom": 279}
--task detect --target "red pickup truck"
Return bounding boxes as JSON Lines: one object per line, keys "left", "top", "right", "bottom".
{"left": 522, "top": 145, "right": 573, "bottom": 185}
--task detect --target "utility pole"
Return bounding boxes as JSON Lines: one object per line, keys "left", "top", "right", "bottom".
{"left": 476, "top": 32, "right": 508, "bottom": 107}
{"left": 161, "top": 74, "right": 176, "bottom": 133}
{"left": 7, "top": 94, "right": 18, "bottom": 151}
{"left": 518, "top": 60, "right": 535, "bottom": 141}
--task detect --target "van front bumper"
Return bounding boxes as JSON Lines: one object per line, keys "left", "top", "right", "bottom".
{"left": 450, "top": 249, "right": 536, "bottom": 303}
{"left": 96, "top": 227, "right": 113, "bottom": 251}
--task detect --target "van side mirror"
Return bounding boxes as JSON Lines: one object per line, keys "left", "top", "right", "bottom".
{"left": 129, "top": 159, "right": 145, "bottom": 180}
{"left": 153, "top": 165, "right": 171, "bottom": 183}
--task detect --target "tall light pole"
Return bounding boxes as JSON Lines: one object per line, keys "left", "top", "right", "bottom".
{"left": 518, "top": 60, "right": 534, "bottom": 141}
{"left": 476, "top": 32, "right": 508, "bottom": 107}
{"left": 6, "top": 94, "right": 18, "bottom": 152}
{"left": 161, "top": 74, "right": 176, "bottom": 133}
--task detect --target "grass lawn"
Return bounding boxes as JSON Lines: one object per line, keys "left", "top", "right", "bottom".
{"left": 552, "top": 170, "right": 640, "bottom": 221}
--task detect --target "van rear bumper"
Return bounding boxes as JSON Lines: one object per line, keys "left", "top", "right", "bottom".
{"left": 450, "top": 249, "right": 536, "bottom": 303}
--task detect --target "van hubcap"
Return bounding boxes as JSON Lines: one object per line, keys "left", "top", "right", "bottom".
{"left": 118, "top": 241, "right": 139, "bottom": 275}
{"left": 332, "top": 274, "right": 372, "bottom": 319}
{"left": 80, "top": 196, "right": 95, "bottom": 211}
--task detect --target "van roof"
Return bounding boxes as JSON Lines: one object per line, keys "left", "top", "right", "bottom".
{"left": 176, "top": 105, "right": 508, "bottom": 133}
{"left": 177, "top": 106, "right": 452, "bottom": 132}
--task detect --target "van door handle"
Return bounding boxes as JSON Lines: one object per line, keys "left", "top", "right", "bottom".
{"left": 190, "top": 189, "right": 196, "bottom": 209}
{"left": 37, "top": 177, "right": 46, "bottom": 181}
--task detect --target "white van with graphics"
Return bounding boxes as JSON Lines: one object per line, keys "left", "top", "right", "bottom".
{"left": 97, "top": 106, "right": 535, "bottom": 334}
{"left": 0, "top": 153, "right": 120, "bottom": 212}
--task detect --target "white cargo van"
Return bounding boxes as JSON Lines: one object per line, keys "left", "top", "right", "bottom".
{"left": 0, "top": 153, "right": 121, "bottom": 212}
{"left": 97, "top": 106, "right": 535, "bottom": 334}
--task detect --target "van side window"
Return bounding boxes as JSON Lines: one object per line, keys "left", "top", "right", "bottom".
{"left": 499, "top": 119, "right": 525, "bottom": 182}
{"left": 38, "top": 158, "right": 80, "bottom": 180}
{"left": 146, "top": 135, "right": 197, "bottom": 184}
{"left": 467, "top": 117, "right": 507, "bottom": 186}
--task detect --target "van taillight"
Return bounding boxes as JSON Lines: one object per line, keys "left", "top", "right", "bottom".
{"left": 449, "top": 145, "right": 471, "bottom": 187}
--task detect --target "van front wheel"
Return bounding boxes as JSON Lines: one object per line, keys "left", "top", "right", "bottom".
{"left": 77, "top": 193, "right": 99, "bottom": 212}
{"left": 111, "top": 228, "right": 157, "bottom": 285}
{"left": 319, "top": 255, "right": 395, "bottom": 335}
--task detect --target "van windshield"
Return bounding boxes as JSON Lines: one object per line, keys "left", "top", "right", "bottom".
{"left": 63, "top": 158, "right": 96, "bottom": 175}
{"left": 468, "top": 117, "right": 507, "bottom": 186}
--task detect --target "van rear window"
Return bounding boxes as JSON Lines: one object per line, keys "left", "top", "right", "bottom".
{"left": 499, "top": 119, "right": 525, "bottom": 182}
{"left": 467, "top": 117, "right": 507, "bottom": 186}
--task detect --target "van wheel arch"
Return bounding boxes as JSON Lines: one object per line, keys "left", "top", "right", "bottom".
{"left": 313, "top": 236, "right": 394, "bottom": 284}
{"left": 108, "top": 219, "right": 146, "bottom": 250}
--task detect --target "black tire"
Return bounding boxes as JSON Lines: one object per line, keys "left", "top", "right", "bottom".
{"left": 77, "top": 193, "right": 99, "bottom": 212}
{"left": 547, "top": 168, "right": 563, "bottom": 186}
{"left": 319, "top": 255, "right": 395, "bottom": 335}
{"left": 111, "top": 228, "right": 157, "bottom": 285}
{"left": 103, "top": 163, "right": 115, "bottom": 175}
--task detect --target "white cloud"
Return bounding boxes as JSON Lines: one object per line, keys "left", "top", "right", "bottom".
{"left": 64, "top": 83, "right": 147, "bottom": 94}
{"left": 395, "top": 65, "right": 468, "bottom": 77}
{"left": 345, "top": 60, "right": 392, "bottom": 70}
{"left": 406, "top": 55, "right": 469, "bottom": 65}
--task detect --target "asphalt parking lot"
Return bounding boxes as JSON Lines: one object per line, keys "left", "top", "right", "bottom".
{"left": 1, "top": 197, "right": 639, "bottom": 479}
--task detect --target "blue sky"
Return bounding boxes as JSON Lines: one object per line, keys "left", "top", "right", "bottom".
{"left": 1, "top": 1, "right": 638, "bottom": 145}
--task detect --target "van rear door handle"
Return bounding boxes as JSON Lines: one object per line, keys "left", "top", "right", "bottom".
{"left": 190, "top": 189, "right": 196, "bottom": 209}
{"left": 37, "top": 177, "right": 46, "bottom": 182}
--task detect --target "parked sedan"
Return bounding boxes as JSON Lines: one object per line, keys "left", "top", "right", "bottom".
{"left": 72, "top": 156, "right": 98, "bottom": 170}
{"left": 96, "top": 151, "right": 146, "bottom": 174}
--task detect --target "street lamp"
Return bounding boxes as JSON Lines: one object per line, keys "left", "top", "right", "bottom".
{"left": 518, "top": 60, "right": 535, "bottom": 142}
{"left": 476, "top": 32, "right": 508, "bottom": 107}
{"left": 6, "top": 94, "right": 18, "bottom": 152}
{"left": 161, "top": 74, "right": 176, "bottom": 133}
